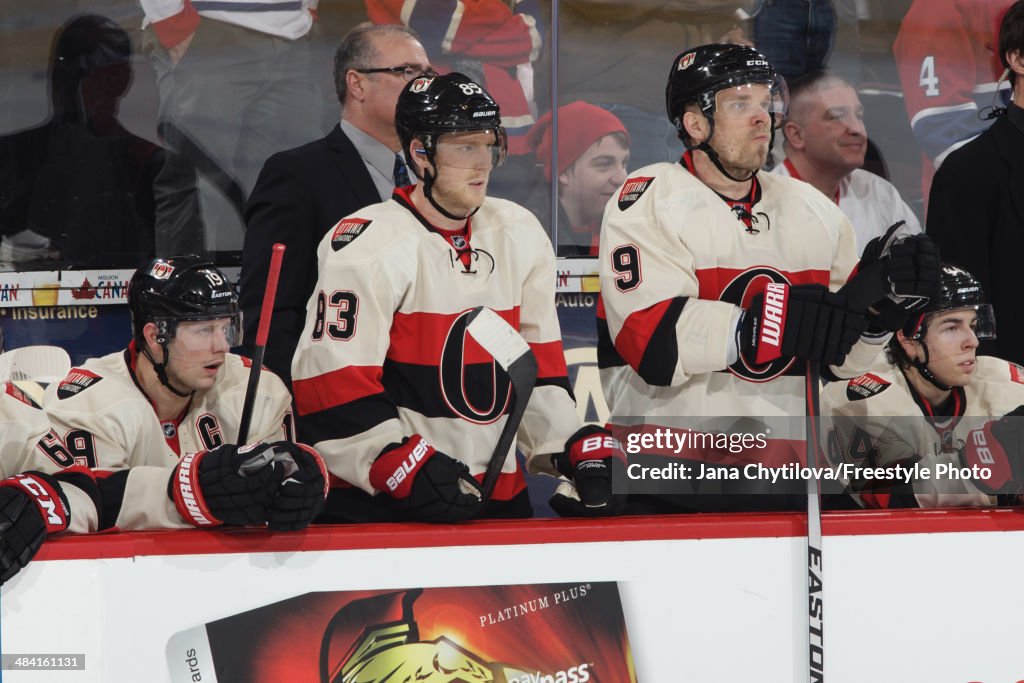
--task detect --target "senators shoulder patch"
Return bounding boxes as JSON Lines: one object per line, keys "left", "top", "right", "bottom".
{"left": 331, "top": 218, "right": 372, "bottom": 251}
{"left": 4, "top": 382, "right": 39, "bottom": 408}
{"left": 846, "top": 373, "right": 891, "bottom": 401}
{"left": 57, "top": 369, "right": 103, "bottom": 400}
{"left": 618, "top": 176, "right": 655, "bottom": 211}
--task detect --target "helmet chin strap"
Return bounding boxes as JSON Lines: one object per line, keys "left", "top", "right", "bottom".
{"left": 140, "top": 342, "right": 194, "bottom": 398}
{"left": 908, "top": 343, "right": 954, "bottom": 392}
{"left": 421, "top": 165, "right": 480, "bottom": 222}
{"left": 689, "top": 113, "right": 777, "bottom": 184}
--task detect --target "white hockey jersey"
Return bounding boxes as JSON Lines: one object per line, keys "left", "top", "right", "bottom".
{"left": 822, "top": 356, "right": 1024, "bottom": 508}
{"left": 290, "top": 187, "right": 580, "bottom": 500}
{"left": 771, "top": 161, "right": 922, "bottom": 253}
{"left": 0, "top": 382, "right": 52, "bottom": 479}
{"left": 40, "top": 346, "right": 292, "bottom": 530}
{"left": 598, "top": 156, "right": 887, "bottom": 443}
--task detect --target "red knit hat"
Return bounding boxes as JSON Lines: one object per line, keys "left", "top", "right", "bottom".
{"left": 528, "top": 101, "right": 630, "bottom": 182}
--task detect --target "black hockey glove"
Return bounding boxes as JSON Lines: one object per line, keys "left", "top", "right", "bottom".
{"left": 738, "top": 283, "right": 866, "bottom": 367}
{"left": 550, "top": 425, "right": 626, "bottom": 516}
{"left": 369, "top": 435, "right": 483, "bottom": 523}
{"left": 0, "top": 472, "right": 70, "bottom": 586}
{"left": 959, "top": 406, "right": 1024, "bottom": 495}
{"left": 170, "top": 442, "right": 286, "bottom": 527}
{"left": 840, "top": 222, "right": 941, "bottom": 333}
{"left": 265, "top": 442, "right": 329, "bottom": 531}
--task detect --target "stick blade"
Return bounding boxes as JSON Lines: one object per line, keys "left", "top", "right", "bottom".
{"left": 465, "top": 307, "right": 532, "bottom": 372}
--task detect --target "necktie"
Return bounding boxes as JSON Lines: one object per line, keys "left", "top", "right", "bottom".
{"left": 393, "top": 153, "right": 411, "bottom": 188}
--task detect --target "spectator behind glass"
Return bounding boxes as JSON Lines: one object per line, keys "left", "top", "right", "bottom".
{"left": 893, "top": 0, "right": 1014, "bottom": 207}
{"left": 772, "top": 70, "right": 921, "bottom": 252}
{"left": 525, "top": 102, "right": 630, "bottom": 257}
{"left": 240, "top": 24, "right": 432, "bottom": 387}
{"left": 141, "top": 0, "right": 323, "bottom": 254}
{"left": 0, "top": 14, "right": 201, "bottom": 268}
{"left": 558, "top": 1, "right": 758, "bottom": 169}
{"left": 752, "top": 0, "right": 837, "bottom": 84}
{"left": 928, "top": 0, "right": 1024, "bottom": 366}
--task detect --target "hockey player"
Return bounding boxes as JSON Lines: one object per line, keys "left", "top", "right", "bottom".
{"left": 291, "top": 73, "right": 623, "bottom": 522}
{"left": 36, "top": 256, "right": 328, "bottom": 533}
{"left": 823, "top": 265, "right": 1024, "bottom": 508}
{"left": 597, "top": 44, "right": 939, "bottom": 512}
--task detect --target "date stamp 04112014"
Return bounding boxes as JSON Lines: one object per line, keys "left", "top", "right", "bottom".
{"left": 1, "top": 654, "right": 85, "bottom": 670}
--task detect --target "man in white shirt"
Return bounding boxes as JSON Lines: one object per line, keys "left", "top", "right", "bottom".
{"left": 771, "top": 70, "right": 922, "bottom": 252}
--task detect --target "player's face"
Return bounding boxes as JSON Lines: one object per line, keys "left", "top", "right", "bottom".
{"left": 798, "top": 85, "right": 867, "bottom": 174}
{"left": 429, "top": 130, "right": 498, "bottom": 216}
{"left": 164, "top": 318, "right": 236, "bottom": 391}
{"left": 921, "top": 308, "right": 981, "bottom": 386}
{"left": 709, "top": 83, "right": 774, "bottom": 174}
{"left": 559, "top": 133, "right": 630, "bottom": 227}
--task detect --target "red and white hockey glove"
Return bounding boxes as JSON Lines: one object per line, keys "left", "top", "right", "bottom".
{"left": 959, "top": 407, "right": 1024, "bottom": 495}
{"left": 550, "top": 425, "right": 627, "bottom": 516}
{"left": 738, "top": 283, "right": 865, "bottom": 367}
{"left": 170, "top": 442, "right": 286, "bottom": 528}
{"left": 369, "top": 435, "right": 482, "bottom": 523}
{"left": 0, "top": 472, "right": 70, "bottom": 586}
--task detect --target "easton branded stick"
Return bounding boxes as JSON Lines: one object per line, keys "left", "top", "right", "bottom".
{"left": 237, "top": 243, "right": 285, "bottom": 445}
{"left": 805, "top": 361, "right": 825, "bottom": 683}
{"left": 464, "top": 307, "right": 538, "bottom": 503}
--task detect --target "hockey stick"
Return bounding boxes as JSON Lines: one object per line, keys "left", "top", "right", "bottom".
{"left": 237, "top": 243, "right": 286, "bottom": 445}
{"left": 464, "top": 307, "right": 538, "bottom": 504}
{"left": 804, "top": 361, "right": 825, "bottom": 683}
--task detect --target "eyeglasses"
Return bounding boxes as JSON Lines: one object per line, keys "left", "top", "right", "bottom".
{"left": 354, "top": 64, "right": 438, "bottom": 81}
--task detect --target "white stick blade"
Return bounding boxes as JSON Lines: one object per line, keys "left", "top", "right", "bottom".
{"left": 465, "top": 307, "right": 531, "bottom": 371}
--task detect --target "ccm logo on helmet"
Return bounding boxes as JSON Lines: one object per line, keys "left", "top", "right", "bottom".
{"left": 386, "top": 437, "right": 433, "bottom": 491}
{"left": 747, "top": 59, "right": 768, "bottom": 67}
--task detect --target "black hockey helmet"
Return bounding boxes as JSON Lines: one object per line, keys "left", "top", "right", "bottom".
{"left": 395, "top": 72, "right": 507, "bottom": 174}
{"left": 666, "top": 43, "right": 783, "bottom": 128}
{"left": 901, "top": 264, "right": 995, "bottom": 341}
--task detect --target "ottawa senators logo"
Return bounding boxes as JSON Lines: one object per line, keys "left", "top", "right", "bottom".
{"left": 57, "top": 369, "right": 102, "bottom": 400}
{"left": 678, "top": 52, "right": 696, "bottom": 70}
{"left": 331, "top": 218, "right": 371, "bottom": 252}
{"left": 846, "top": 373, "right": 891, "bottom": 401}
{"left": 719, "top": 267, "right": 796, "bottom": 382}
{"left": 439, "top": 310, "right": 512, "bottom": 424}
{"left": 617, "top": 176, "right": 654, "bottom": 211}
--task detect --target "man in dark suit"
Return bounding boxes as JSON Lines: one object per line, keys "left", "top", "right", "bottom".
{"left": 928, "top": 1, "right": 1024, "bottom": 366}
{"left": 240, "top": 24, "right": 432, "bottom": 385}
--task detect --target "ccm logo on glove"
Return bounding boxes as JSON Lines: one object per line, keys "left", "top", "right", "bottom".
{"left": 1, "top": 473, "right": 70, "bottom": 532}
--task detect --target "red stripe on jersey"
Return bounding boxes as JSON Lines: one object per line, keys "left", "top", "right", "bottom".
{"left": 611, "top": 300, "right": 676, "bottom": 372}
{"left": 529, "top": 340, "right": 569, "bottom": 379}
{"left": 387, "top": 308, "right": 522, "bottom": 366}
{"left": 472, "top": 468, "right": 526, "bottom": 501}
{"left": 293, "top": 365, "right": 384, "bottom": 416}
{"left": 695, "top": 267, "right": 830, "bottom": 305}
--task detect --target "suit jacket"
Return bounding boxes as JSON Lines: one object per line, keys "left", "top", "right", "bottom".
{"left": 927, "top": 109, "right": 1024, "bottom": 366}
{"left": 240, "top": 124, "right": 381, "bottom": 385}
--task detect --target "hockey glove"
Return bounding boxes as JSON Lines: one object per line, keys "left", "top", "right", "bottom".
{"left": 369, "top": 435, "right": 483, "bottom": 523}
{"left": 738, "top": 283, "right": 866, "bottom": 367}
{"left": 170, "top": 442, "right": 286, "bottom": 528}
{"left": 0, "top": 472, "right": 70, "bottom": 586}
{"left": 264, "top": 442, "right": 329, "bottom": 531}
{"left": 841, "top": 223, "right": 941, "bottom": 333}
{"left": 550, "top": 425, "right": 627, "bottom": 515}
{"left": 959, "top": 406, "right": 1024, "bottom": 495}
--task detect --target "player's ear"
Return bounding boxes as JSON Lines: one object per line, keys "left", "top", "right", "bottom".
{"left": 682, "top": 110, "right": 709, "bottom": 144}
{"left": 895, "top": 330, "right": 920, "bottom": 360}
{"left": 142, "top": 322, "right": 162, "bottom": 354}
{"left": 409, "top": 140, "right": 431, "bottom": 178}
{"left": 1007, "top": 49, "right": 1024, "bottom": 79}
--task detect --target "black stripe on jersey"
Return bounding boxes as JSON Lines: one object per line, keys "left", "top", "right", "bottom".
{"left": 52, "top": 469, "right": 102, "bottom": 526}
{"left": 538, "top": 376, "right": 574, "bottom": 398}
{"left": 597, "top": 315, "right": 627, "bottom": 370}
{"left": 383, "top": 360, "right": 513, "bottom": 420}
{"left": 636, "top": 297, "right": 687, "bottom": 386}
{"left": 96, "top": 469, "right": 129, "bottom": 532}
{"left": 296, "top": 393, "right": 400, "bottom": 443}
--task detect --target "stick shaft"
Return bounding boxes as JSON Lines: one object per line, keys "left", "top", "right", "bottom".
{"left": 238, "top": 243, "right": 286, "bottom": 445}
